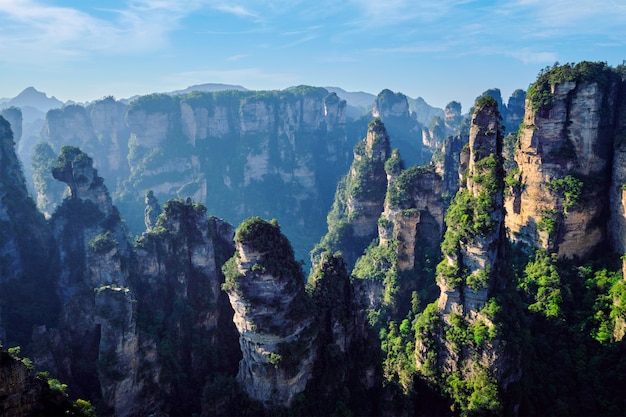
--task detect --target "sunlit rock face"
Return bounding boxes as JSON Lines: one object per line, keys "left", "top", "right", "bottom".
{"left": 505, "top": 76, "right": 622, "bottom": 259}
{"left": 223, "top": 217, "right": 316, "bottom": 407}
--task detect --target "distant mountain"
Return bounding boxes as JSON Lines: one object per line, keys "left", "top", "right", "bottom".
{"left": 406, "top": 96, "right": 444, "bottom": 125}
{"left": 120, "top": 83, "right": 249, "bottom": 104}
{"left": 168, "top": 83, "right": 248, "bottom": 95}
{"left": 1, "top": 86, "right": 64, "bottom": 113}
{"left": 325, "top": 87, "right": 376, "bottom": 118}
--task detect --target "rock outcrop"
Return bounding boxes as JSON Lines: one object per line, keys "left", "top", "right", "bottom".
{"left": 223, "top": 217, "right": 316, "bottom": 407}
{"left": 372, "top": 89, "right": 428, "bottom": 166}
{"left": 312, "top": 118, "right": 391, "bottom": 269}
{"left": 415, "top": 96, "right": 508, "bottom": 416}
{"left": 505, "top": 63, "right": 621, "bottom": 258}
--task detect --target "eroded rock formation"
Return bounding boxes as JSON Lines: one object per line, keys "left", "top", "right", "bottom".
{"left": 505, "top": 65, "right": 621, "bottom": 258}
{"left": 312, "top": 118, "right": 391, "bottom": 269}
{"left": 223, "top": 217, "right": 316, "bottom": 407}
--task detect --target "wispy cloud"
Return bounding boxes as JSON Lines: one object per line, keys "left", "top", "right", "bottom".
{"left": 0, "top": 0, "right": 194, "bottom": 60}
{"left": 0, "top": 0, "right": 265, "bottom": 62}
{"left": 227, "top": 54, "right": 250, "bottom": 61}
{"left": 213, "top": 3, "right": 258, "bottom": 18}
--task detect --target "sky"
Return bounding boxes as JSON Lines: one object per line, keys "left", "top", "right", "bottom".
{"left": 1, "top": 0, "right": 625, "bottom": 111}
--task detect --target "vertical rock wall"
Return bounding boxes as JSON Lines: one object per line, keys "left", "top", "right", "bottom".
{"left": 505, "top": 77, "right": 619, "bottom": 258}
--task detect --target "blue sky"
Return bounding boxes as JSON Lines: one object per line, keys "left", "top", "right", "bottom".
{"left": 1, "top": 0, "right": 625, "bottom": 110}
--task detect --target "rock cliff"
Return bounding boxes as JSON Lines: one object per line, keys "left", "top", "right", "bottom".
{"left": 134, "top": 198, "right": 239, "bottom": 416}
{"left": 0, "top": 347, "right": 93, "bottom": 417}
{"left": 436, "top": 95, "right": 505, "bottom": 314}
{"left": 223, "top": 217, "right": 316, "bottom": 407}
{"left": 44, "top": 98, "right": 131, "bottom": 192}
{"left": 312, "top": 118, "right": 391, "bottom": 269}
{"left": 372, "top": 89, "right": 428, "bottom": 166}
{"left": 0, "top": 115, "right": 57, "bottom": 349}
{"left": 380, "top": 164, "right": 445, "bottom": 272}
{"left": 415, "top": 96, "right": 508, "bottom": 415}
{"left": 123, "top": 87, "right": 350, "bottom": 261}
{"left": 505, "top": 63, "right": 622, "bottom": 258}
{"left": 39, "top": 146, "right": 144, "bottom": 416}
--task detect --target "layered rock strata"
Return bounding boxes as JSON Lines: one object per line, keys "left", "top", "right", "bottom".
{"left": 505, "top": 67, "right": 621, "bottom": 258}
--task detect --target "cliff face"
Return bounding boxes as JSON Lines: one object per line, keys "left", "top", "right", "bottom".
{"left": 380, "top": 164, "right": 445, "bottom": 272}
{"left": 33, "top": 148, "right": 238, "bottom": 416}
{"left": 0, "top": 116, "right": 56, "bottom": 348}
{"left": 0, "top": 107, "right": 22, "bottom": 146}
{"left": 223, "top": 217, "right": 316, "bottom": 407}
{"left": 38, "top": 146, "right": 146, "bottom": 416}
{"left": 124, "top": 88, "right": 350, "bottom": 261}
{"left": 372, "top": 89, "right": 428, "bottom": 166}
{"left": 0, "top": 349, "right": 88, "bottom": 417}
{"left": 0, "top": 116, "right": 27, "bottom": 284}
{"left": 436, "top": 97, "right": 505, "bottom": 315}
{"left": 134, "top": 199, "right": 239, "bottom": 416}
{"left": 44, "top": 99, "right": 131, "bottom": 191}
{"left": 312, "top": 118, "right": 391, "bottom": 269}
{"left": 505, "top": 65, "right": 621, "bottom": 258}
{"left": 414, "top": 96, "right": 508, "bottom": 415}
{"left": 609, "top": 79, "right": 626, "bottom": 254}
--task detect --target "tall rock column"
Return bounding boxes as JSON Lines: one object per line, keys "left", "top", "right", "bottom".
{"left": 42, "top": 146, "right": 146, "bottom": 416}
{"left": 505, "top": 62, "right": 620, "bottom": 258}
{"left": 415, "top": 96, "right": 507, "bottom": 416}
{"left": 223, "top": 217, "right": 316, "bottom": 408}
{"left": 312, "top": 118, "right": 391, "bottom": 269}
{"left": 436, "top": 96, "right": 505, "bottom": 315}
